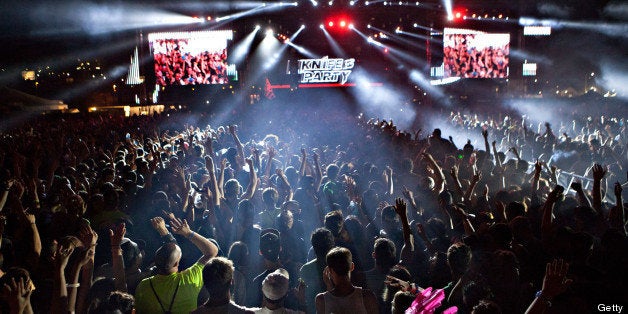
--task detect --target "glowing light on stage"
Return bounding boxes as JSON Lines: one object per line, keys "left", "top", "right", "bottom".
{"left": 321, "top": 26, "right": 348, "bottom": 57}
{"left": 443, "top": 0, "right": 454, "bottom": 21}
{"left": 286, "top": 42, "right": 319, "bottom": 59}
{"left": 350, "top": 69, "right": 416, "bottom": 130}
{"left": 232, "top": 26, "right": 261, "bottom": 64}
{"left": 217, "top": 2, "right": 295, "bottom": 23}
{"left": 410, "top": 70, "right": 447, "bottom": 101}
{"left": 28, "top": 3, "right": 206, "bottom": 36}
{"left": 266, "top": 29, "right": 274, "bottom": 37}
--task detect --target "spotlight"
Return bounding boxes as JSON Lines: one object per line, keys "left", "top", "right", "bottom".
{"left": 349, "top": 23, "right": 354, "bottom": 29}
{"left": 340, "top": 20, "right": 346, "bottom": 27}
{"left": 292, "top": 1, "right": 298, "bottom": 6}
{"left": 413, "top": 23, "right": 417, "bottom": 27}
{"left": 206, "top": 16, "right": 212, "bottom": 21}
{"left": 365, "top": 1, "right": 369, "bottom": 4}
{"left": 395, "top": 26, "right": 401, "bottom": 33}
{"left": 328, "top": 21, "right": 334, "bottom": 27}
{"left": 328, "top": 0, "right": 333, "bottom": 5}
{"left": 455, "top": 12, "right": 461, "bottom": 19}
{"left": 320, "top": 24, "right": 324, "bottom": 29}
{"left": 311, "top": 0, "right": 318, "bottom": 5}
{"left": 350, "top": 0, "right": 355, "bottom": 5}
{"left": 255, "top": 25, "right": 261, "bottom": 30}
{"left": 301, "top": 24, "right": 305, "bottom": 29}
{"left": 266, "top": 29, "right": 274, "bottom": 36}
{"left": 367, "top": 24, "right": 371, "bottom": 28}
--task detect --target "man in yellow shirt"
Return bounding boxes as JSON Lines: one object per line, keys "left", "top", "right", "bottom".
{"left": 135, "top": 216, "right": 218, "bottom": 314}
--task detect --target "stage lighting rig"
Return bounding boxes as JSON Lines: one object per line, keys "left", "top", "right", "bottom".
{"left": 324, "top": 16, "right": 353, "bottom": 32}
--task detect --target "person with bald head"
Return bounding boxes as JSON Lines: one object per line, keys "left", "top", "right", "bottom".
{"left": 134, "top": 216, "right": 219, "bottom": 314}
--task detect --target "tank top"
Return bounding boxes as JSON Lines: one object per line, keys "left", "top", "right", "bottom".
{"left": 322, "top": 287, "right": 368, "bottom": 314}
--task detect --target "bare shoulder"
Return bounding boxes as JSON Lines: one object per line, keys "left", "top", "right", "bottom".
{"left": 361, "top": 289, "right": 379, "bottom": 314}
{"left": 361, "top": 288, "right": 377, "bottom": 300}
{"left": 315, "top": 292, "right": 326, "bottom": 314}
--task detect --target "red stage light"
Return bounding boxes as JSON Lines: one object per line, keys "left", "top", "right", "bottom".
{"left": 340, "top": 20, "right": 346, "bottom": 27}
{"left": 455, "top": 12, "right": 461, "bottom": 19}
{"left": 328, "top": 21, "right": 334, "bottom": 27}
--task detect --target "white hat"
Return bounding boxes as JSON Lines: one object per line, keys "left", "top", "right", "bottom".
{"left": 261, "top": 268, "right": 290, "bottom": 301}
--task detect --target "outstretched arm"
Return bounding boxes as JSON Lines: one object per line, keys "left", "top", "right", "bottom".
{"left": 570, "top": 181, "right": 591, "bottom": 208}
{"left": 170, "top": 217, "right": 218, "bottom": 265}
{"left": 525, "top": 259, "right": 572, "bottom": 314}
{"left": 608, "top": 182, "right": 625, "bottom": 231}
{"left": 394, "top": 198, "right": 414, "bottom": 264}
{"left": 228, "top": 125, "right": 245, "bottom": 171}
{"left": 591, "top": 164, "right": 606, "bottom": 215}
{"left": 422, "top": 153, "right": 445, "bottom": 194}
{"left": 109, "top": 223, "right": 128, "bottom": 292}
{"left": 242, "top": 158, "right": 257, "bottom": 200}
{"left": 541, "top": 185, "right": 564, "bottom": 239}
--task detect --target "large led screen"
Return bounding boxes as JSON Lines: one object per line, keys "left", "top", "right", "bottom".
{"left": 148, "top": 30, "right": 233, "bottom": 86}
{"left": 443, "top": 28, "right": 510, "bottom": 78}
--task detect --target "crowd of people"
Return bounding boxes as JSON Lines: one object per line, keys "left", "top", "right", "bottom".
{"left": 444, "top": 33, "right": 509, "bottom": 79}
{"left": 152, "top": 39, "right": 229, "bottom": 86}
{"left": 0, "top": 100, "right": 625, "bottom": 313}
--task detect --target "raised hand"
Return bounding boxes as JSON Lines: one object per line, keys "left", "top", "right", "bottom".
{"left": 79, "top": 224, "right": 98, "bottom": 248}
{"left": 394, "top": 198, "right": 407, "bottom": 219}
{"left": 547, "top": 185, "right": 564, "bottom": 203}
{"left": 322, "top": 266, "right": 334, "bottom": 291}
{"left": 472, "top": 170, "right": 482, "bottom": 183}
{"left": 162, "top": 210, "right": 176, "bottom": 222}
{"left": 150, "top": 217, "right": 168, "bottom": 236}
{"left": 402, "top": 186, "right": 414, "bottom": 201}
{"left": 385, "top": 275, "right": 411, "bottom": 291}
{"left": 592, "top": 164, "right": 607, "bottom": 181}
{"left": 169, "top": 217, "right": 192, "bottom": 237}
{"left": 205, "top": 155, "right": 215, "bottom": 172}
{"left": 2, "top": 277, "right": 32, "bottom": 313}
{"left": 540, "top": 259, "right": 573, "bottom": 299}
{"left": 534, "top": 160, "right": 543, "bottom": 176}
{"left": 54, "top": 242, "right": 76, "bottom": 270}
{"left": 449, "top": 165, "right": 459, "bottom": 179}
{"left": 614, "top": 182, "right": 622, "bottom": 197}
{"left": 570, "top": 181, "right": 583, "bottom": 192}
{"left": 109, "top": 223, "right": 126, "bottom": 247}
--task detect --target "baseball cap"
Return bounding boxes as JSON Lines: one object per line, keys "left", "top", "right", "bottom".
{"left": 261, "top": 268, "right": 290, "bottom": 301}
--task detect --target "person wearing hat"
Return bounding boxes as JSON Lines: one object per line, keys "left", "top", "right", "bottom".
{"left": 247, "top": 229, "right": 283, "bottom": 307}
{"left": 254, "top": 268, "right": 304, "bottom": 314}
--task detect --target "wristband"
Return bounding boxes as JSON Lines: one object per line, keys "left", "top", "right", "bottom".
{"left": 66, "top": 283, "right": 80, "bottom": 288}
{"left": 161, "top": 233, "right": 176, "bottom": 244}
{"left": 535, "top": 290, "right": 552, "bottom": 307}
{"left": 187, "top": 231, "right": 195, "bottom": 240}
